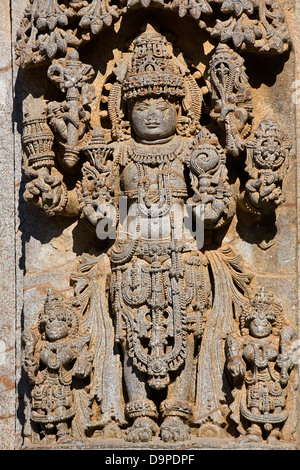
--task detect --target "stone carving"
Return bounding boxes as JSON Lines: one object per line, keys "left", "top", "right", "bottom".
{"left": 209, "top": 43, "right": 253, "bottom": 156}
{"left": 15, "top": 0, "right": 290, "bottom": 68}
{"left": 22, "top": 103, "right": 69, "bottom": 216}
{"left": 209, "top": 0, "right": 291, "bottom": 53}
{"left": 22, "top": 290, "right": 93, "bottom": 443}
{"left": 15, "top": 0, "right": 119, "bottom": 67}
{"left": 242, "top": 116, "right": 290, "bottom": 214}
{"left": 47, "top": 48, "right": 95, "bottom": 170}
{"left": 16, "top": 0, "right": 297, "bottom": 448}
{"left": 226, "top": 288, "right": 296, "bottom": 443}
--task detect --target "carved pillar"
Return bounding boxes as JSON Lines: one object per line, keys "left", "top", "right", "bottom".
{"left": 0, "top": 0, "right": 16, "bottom": 451}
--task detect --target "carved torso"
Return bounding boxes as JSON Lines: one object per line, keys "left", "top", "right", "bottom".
{"left": 117, "top": 137, "right": 191, "bottom": 243}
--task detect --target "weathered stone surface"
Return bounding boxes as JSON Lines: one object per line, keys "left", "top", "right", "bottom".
{"left": 0, "top": 0, "right": 299, "bottom": 450}
{"left": 0, "top": 0, "right": 17, "bottom": 451}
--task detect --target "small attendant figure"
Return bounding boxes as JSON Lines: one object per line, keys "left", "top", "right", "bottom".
{"left": 226, "top": 287, "right": 296, "bottom": 443}
{"left": 22, "top": 290, "right": 93, "bottom": 443}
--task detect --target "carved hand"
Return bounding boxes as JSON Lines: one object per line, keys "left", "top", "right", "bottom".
{"left": 227, "top": 356, "right": 246, "bottom": 379}
{"left": 245, "top": 174, "right": 284, "bottom": 212}
{"left": 80, "top": 198, "right": 113, "bottom": 228}
{"left": 72, "top": 354, "right": 93, "bottom": 379}
{"left": 276, "top": 353, "right": 291, "bottom": 386}
{"left": 79, "top": 160, "right": 115, "bottom": 229}
{"left": 22, "top": 329, "right": 39, "bottom": 381}
{"left": 193, "top": 195, "right": 227, "bottom": 228}
{"left": 24, "top": 171, "right": 67, "bottom": 216}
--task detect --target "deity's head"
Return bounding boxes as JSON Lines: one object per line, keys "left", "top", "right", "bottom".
{"left": 107, "top": 24, "right": 203, "bottom": 142}
{"left": 122, "top": 25, "right": 185, "bottom": 143}
{"left": 248, "top": 311, "right": 273, "bottom": 338}
{"left": 130, "top": 97, "right": 177, "bottom": 143}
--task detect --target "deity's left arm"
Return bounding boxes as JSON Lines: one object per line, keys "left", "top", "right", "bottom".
{"left": 185, "top": 129, "right": 235, "bottom": 229}
{"left": 238, "top": 117, "right": 290, "bottom": 216}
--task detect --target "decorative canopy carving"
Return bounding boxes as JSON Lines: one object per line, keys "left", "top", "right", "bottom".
{"left": 16, "top": 0, "right": 291, "bottom": 68}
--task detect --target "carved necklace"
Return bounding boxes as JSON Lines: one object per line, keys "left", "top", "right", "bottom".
{"left": 136, "top": 163, "right": 172, "bottom": 218}
{"left": 128, "top": 136, "right": 184, "bottom": 165}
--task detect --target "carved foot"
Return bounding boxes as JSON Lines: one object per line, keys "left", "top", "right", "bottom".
{"left": 103, "top": 421, "right": 123, "bottom": 439}
{"left": 197, "top": 422, "right": 225, "bottom": 438}
{"left": 266, "top": 429, "right": 281, "bottom": 445}
{"left": 56, "top": 422, "right": 72, "bottom": 444}
{"left": 241, "top": 433, "right": 263, "bottom": 443}
{"left": 57, "top": 434, "right": 76, "bottom": 444}
{"left": 125, "top": 417, "right": 158, "bottom": 443}
{"left": 160, "top": 417, "right": 190, "bottom": 443}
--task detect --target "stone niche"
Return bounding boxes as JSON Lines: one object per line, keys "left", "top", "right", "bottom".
{"left": 1, "top": 0, "right": 299, "bottom": 450}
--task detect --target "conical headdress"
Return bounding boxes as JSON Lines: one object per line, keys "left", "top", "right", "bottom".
{"left": 122, "top": 25, "right": 185, "bottom": 102}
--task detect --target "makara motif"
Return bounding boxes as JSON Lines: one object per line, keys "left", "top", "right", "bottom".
{"left": 17, "top": 0, "right": 297, "bottom": 446}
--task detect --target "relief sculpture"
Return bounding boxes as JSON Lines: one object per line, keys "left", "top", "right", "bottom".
{"left": 17, "top": 0, "right": 298, "bottom": 447}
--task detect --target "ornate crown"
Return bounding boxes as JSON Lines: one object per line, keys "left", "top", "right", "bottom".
{"left": 240, "top": 287, "right": 283, "bottom": 335}
{"left": 39, "top": 289, "right": 79, "bottom": 333}
{"left": 122, "top": 25, "right": 185, "bottom": 102}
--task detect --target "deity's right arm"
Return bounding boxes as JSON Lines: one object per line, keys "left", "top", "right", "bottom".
{"left": 22, "top": 50, "right": 96, "bottom": 218}
{"left": 76, "top": 135, "right": 118, "bottom": 231}
{"left": 22, "top": 110, "right": 70, "bottom": 217}
{"left": 21, "top": 106, "right": 116, "bottom": 222}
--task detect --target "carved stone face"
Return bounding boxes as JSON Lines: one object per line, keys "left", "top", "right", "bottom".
{"left": 130, "top": 97, "right": 177, "bottom": 142}
{"left": 45, "top": 316, "right": 69, "bottom": 342}
{"left": 249, "top": 313, "right": 272, "bottom": 338}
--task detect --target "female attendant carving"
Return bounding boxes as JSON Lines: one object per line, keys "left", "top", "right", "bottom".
{"left": 22, "top": 290, "right": 93, "bottom": 443}
{"left": 226, "top": 288, "right": 296, "bottom": 443}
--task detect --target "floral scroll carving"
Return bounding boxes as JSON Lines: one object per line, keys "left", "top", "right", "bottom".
{"left": 16, "top": 0, "right": 291, "bottom": 68}
{"left": 209, "top": 0, "right": 291, "bottom": 53}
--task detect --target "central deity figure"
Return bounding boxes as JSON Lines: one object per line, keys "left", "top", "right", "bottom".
{"left": 76, "top": 24, "right": 235, "bottom": 443}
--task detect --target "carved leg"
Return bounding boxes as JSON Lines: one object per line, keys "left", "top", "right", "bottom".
{"left": 121, "top": 344, "right": 159, "bottom": 442}
{"left": 41, "top": 424, "right": 56, "bottom": 444}
{"left": 160, "top": 333, "right": 194, "bottom": 443}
